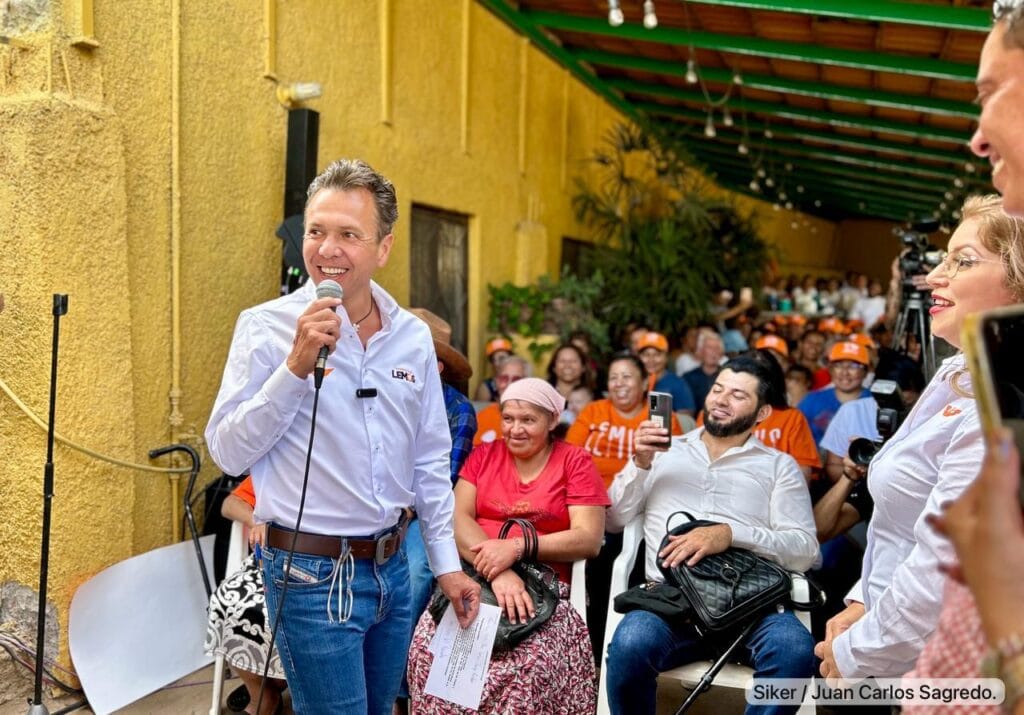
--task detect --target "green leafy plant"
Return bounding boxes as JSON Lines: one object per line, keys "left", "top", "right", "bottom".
{"left": 572, "top": 122, "right": 772, "bottom": 338}
{"left": 486, "top": 271, "right": 611, "bottom": 364}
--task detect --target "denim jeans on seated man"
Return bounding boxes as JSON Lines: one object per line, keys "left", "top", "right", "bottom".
{"left": 606, "top": 608, "right": 816, "bottom": 715}
{"left": 261, "top": 541, "right": 413, "bottom": 715}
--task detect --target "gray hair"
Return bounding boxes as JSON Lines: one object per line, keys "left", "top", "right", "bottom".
{"left": 696, "top": 329, "right": 723, "bottom": 353}
{"left": 306, "top": 159, "right": 398, "bottom": 241}
{"left": 994, "top": 1, "right": 1024, "bottom": 49}
{"left": 501, "top": 355, "right": 533, "bottom": 377}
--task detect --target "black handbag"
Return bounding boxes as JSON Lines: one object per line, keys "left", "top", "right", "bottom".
{"left": 657, "top": 511, "right": 791, "bottom": 633}
{"left": 427, "top": 518, "right": 560, "bottom": 652}
{"left": 613, "top": 580, "right": 693, "bottom": 628}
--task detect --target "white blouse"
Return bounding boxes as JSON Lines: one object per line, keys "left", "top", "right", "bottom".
{"left": 832, "top": 354, "right": 983, "bottom": 679}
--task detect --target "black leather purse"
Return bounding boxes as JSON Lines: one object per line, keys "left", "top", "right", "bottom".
{"left": 657, "top": 511, "right": 791, "bottom": 633}
{"left": 428, "top": 518, "right": 560, "bottom": 652}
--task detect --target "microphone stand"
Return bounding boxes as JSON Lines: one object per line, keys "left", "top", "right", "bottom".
{"left": 28, "top": 294, "right": 68, "bottom": 715}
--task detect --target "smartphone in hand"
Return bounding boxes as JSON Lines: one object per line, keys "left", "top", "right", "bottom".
{"left": 648, "top": 391, "right": 673, "bottom": 447}
{"left": 962, "top": 306, "right": 1024, "bottom": 505}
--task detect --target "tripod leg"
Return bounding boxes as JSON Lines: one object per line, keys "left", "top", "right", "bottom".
{"left": 672, "top": 620, "right": 758, "bottom": 715}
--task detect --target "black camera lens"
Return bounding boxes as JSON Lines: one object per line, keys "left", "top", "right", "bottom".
{"left": 849, "top": 438, "right": 882, "bottom": 467}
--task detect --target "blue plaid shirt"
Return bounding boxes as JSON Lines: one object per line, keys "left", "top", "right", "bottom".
{"left": 443, "top": 382, "right": 477, "bottom": 484}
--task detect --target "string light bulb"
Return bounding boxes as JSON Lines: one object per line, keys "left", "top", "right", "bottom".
{"left": 785, "top": 201, "right": 793, "bottom": 210}
{"left": 756, "top": 168, "right": 766, "bottom": 178}
{"left": 737, "top": 142, "right": 749, "bottom": 155}
{"left": 764, "top": 128, "right": 773, "bottom": 139}
{"left": 643, "top": 0, "right": 658, "bottom": 29}
{"left": 685, "top": 58, "right": 698, "bottom": 84}
{"left": 765, "top": 177, "right": 775, "bottom": 188}
{"left": 749, "top": 179, "right": 761, "bottom": 192}
{"left": 703, "top": 112, "right": 716, "bottom": 138}
{"left": 608, "top": 0, "right": 624, "bottom": 26}
{"left": 732, "top": 71, "right": 743, "bottom": 86}
{"left": 796, "top": 185, "right": 804, "bottom": 193}
{"left": 965, "top": 162, "right": 976, "bottom": 173}
{"left": 779, "top": 192, "right": 788, "bottom": 201}
{"left": 722, "top": 107, "right": 734, "bottom": 127}
{"left": 954, "top": 177, "right": 965, "bottom": 188}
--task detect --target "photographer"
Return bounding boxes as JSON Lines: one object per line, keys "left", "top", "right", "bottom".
{"left": 815, "top": 195, "right": 1024, "bottom": 681}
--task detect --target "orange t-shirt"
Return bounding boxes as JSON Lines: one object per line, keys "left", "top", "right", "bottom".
{"left": 473, "top": 403, "right": 502, "bottom": 446}
{"left": 232, "top": 475, "right": 256, "bottom": 508}
{"left": 565, "top": 399, "right": 683, "bottom": 488}
{"left": 696, "top": 406, "right": 821, "bottom": 470}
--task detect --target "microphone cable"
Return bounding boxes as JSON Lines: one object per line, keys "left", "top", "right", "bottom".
{"left": 253, "top": 379, "right": 323, "bottom": 715}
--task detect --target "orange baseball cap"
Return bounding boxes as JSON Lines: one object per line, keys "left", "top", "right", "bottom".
{"left": 788, "top": 315, "right": 807, "bottom": 326}
{"left": 485, "top": 337, "right": 513, "bottom": 357}
{"left": 755, "top": 334, "right": 789, "bottom": 357}
{"left": 637, "top": 331, "right": 669, "bottom": 353}
{"left": 849, "top": 333, "right": 877, "bottom": 350}
{"left": 819, "top": 317, "right": 848, "bottom": 335}
{"left": 828, "top": 341, "right": 870, "bottom": 366}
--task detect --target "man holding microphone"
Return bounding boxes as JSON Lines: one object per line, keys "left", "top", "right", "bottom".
{"left": 206, "top": 158, "right": 479, "bottom": 714}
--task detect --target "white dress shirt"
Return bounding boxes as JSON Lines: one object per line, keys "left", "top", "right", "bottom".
{"left": 607, "top": 428, "right": 819, "bottom": 581}
{"left": 205, "top": 280, "right": 460, "bottom": 576}
{"left": 833, "top": 354, "right": 982, "bottom": 679}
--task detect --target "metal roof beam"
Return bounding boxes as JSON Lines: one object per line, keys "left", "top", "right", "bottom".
{"left": 475, "top": 0, "right": 639, "bottom": 121}
{"left": 525, "top": 10, "right": 978, "bottom": 82}
{"left": 645, "top": 104, "right": 976, "bottom": 165}
{"left": 682, "top": 0, "right": 991, "bottom": 33}
{"left": 614, "top": 80, "right": 968, "bottom": 143}
{"left": 574, "top": 48, "right": 978, "bottom": 119}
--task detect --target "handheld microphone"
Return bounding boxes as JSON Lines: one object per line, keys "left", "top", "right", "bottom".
{"left": 313, "top": 279, "right": 343, "bottom": 388}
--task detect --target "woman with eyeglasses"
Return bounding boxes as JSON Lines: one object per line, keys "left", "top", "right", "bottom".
{"left": 815, "top": 195, "right": 1024, "bottom": 682}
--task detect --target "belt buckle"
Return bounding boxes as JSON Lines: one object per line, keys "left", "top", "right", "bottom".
{"left": 375, "top": 532, "right": 397, "bottom": 565}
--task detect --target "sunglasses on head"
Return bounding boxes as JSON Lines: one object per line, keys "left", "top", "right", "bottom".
{"left": 995, "top": 0, "right": 1024, "bottom": 20}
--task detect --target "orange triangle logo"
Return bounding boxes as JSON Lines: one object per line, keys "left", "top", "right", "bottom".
{"left": 324, "top": 368, "right": 334, "bottom": 378}
{"left": 942, "top": 404, "right": 961, "bottom": 417}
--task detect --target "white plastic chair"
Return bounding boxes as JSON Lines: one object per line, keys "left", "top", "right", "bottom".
{"left": 210, "top": 520, "right": 249, "bottom": 715}
{"left": 596, "top": 516, "right": 816, "bottom": 715}
{"left": 569, "top": 558, "right": 586, "bottom": 619}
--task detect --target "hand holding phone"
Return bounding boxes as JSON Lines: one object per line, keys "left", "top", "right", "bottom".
{"left": 648, "top": 391, "right": 673, "bottom": 448}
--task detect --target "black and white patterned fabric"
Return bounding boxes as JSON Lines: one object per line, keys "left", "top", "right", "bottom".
{"left": 205, "top": 554, "right": 285, "bottom": 678}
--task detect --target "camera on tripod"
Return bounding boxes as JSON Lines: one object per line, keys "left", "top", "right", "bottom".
{"left": 896, "top": 219, "right": 943, "bottom": 293}
{"left": 848, "top": 380, "right": 910, "bottom": 467}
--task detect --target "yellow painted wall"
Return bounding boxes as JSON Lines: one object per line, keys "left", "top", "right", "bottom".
{"left": 1, "top": 0, "right": 837, "bottom": 691}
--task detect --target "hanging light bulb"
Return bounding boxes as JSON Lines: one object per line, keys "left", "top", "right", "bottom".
{"left": 756, "top": 167, "right": 766, "bottom": 178}
{"left": 943, "top": 191, "right": 954, "bottom": 200}
{"left": 772, "top": 203, "right": 781, "bottom": 211}
{"left": 685, "top": 58, "right": 698, "bottom": 84}
{"left": 785, "top": 201, "right": 793, "bottom": 210}
{"left": 737, "top": 142, "right": 749, "bottom": 155}
{"left": 953, "top": 177, "right": 965, "bottom": 188}
{"left": 784, "top": 162, "right": 793, "bottom": 172}
{"left": 952, "top": 209, "right": 962, "bottom": 219}
{"left": 965, "top": 162, "right": 976, "bottom": 173}
{"left": 764, "top": 128, "right": 773, "bottom": 139}
{"left": 779, "top": 192, "right": 788, "bottom": 201}
{"left": 749, "top": 179, "right": 761, "bottom": 192}
{"left": 732, "top": 71, "right": 743, "bottom": 86}
{"left": 765, "top": 177, "right": 775, "bottom": 188}
{"left": 796, "top": 185, "right": 804, "bottom": 194}
{"left": 722, "top": 107, "right": 734, "bottom": 127}
{"left": 643, "top": 0, "right": 658, "bottom": 29}
{"left": 704, "top": 112, "right": 716, "bottom": 138}
{"left": 608, "top": 0, "right": 624, "bottom": 26}
{"left": 814, "top": 199, "right": 822, "bottom": 207}
{"left": 940, "top": 201, "right": 948, "bottom": 210}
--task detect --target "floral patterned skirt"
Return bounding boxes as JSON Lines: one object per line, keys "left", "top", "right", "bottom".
{"left": 204, "top": 554, "right": 285, "bottom": 679}
{"left": 407, "top": 582, "right": 597, "bottom": 714}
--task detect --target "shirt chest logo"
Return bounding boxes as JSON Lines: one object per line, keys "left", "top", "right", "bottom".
{"left": 391, "top": 367, "right": 417, "bottom": 383}
{"left": 942, "top": 404, "right": 962, "bottom": 417}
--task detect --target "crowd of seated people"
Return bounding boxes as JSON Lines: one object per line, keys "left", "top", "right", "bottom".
{"left": 204, "top": 194, "right": 1024, "bottom": 715}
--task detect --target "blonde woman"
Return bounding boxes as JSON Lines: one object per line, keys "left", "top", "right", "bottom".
{"left": 816, "top": 195, "right": 1024, "bottom": 681}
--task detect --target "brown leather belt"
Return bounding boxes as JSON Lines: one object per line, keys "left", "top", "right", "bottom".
{"left": 267, "top": 513, "right": 410, "bottom": 565}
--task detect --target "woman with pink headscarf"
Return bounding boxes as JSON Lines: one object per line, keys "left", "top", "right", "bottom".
{"left": 407, "top": 378, "right": 609, "bottom": 714}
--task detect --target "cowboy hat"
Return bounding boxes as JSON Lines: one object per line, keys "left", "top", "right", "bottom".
{"left": 409, "top": 308, "right": 473, "bottom": 382}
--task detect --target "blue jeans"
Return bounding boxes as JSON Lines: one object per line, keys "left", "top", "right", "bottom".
{"left": 261, "top": 537, "right": 413, "bottom": 715}
{"left": 398, "top": 518, "right": 434, "bottom": 699}
{"left": 606, "top": 608, "right": 815, "bottom": 715}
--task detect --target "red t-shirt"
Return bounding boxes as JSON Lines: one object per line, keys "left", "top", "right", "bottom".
{"left": 812, "top": 367, "right": 831, "bottom": 390}
{"left": 459, "top": 440, "right": 609, "bottom": 582}
{"left": 565, "top": 399, "right": 683, "bottom": 488}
